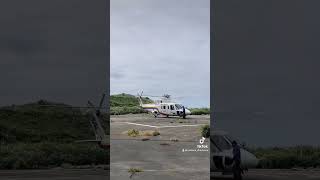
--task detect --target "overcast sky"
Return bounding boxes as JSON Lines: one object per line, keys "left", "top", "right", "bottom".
{"left": 110, "top": 0, "right": 210, "bottom": 108}
{"left": 0, "top": 0, "right": 107, "bottom": 107}
{"left": 214, "top": 0, "right": 320, "bottom": 146}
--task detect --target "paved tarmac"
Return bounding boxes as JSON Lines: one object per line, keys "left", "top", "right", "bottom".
{"left": 212, "top": 169, "right": 320, "bottom": 180}
{"left": 1, "top": 168, "right": 319, "bottom": 180}
{"left": 110, "top": 114, "right": 210, "bottom": 180}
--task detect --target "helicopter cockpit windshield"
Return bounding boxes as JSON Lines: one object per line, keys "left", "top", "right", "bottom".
{"left": 212, "top": 135, "right": 232, "bottom": 151}
{"left": 175, "top": 104, "right": 183, "bottom": 109}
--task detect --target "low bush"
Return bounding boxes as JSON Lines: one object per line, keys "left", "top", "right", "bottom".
{"left": 110, "top": 106, "right": 145, "bottom": 115}
{"left": 128, "top": 167, "right": 143, "bottom": 178}
{"left": 127, "top": 129, "right": 140, "bottom": 137}
{"left": 0, "top": 142, "right": 109, "bottom": 169}
{"left": 190, "top": 108, "right": 210, "bottom": 115}
{"left": 152, "top": 131, "right": 160, "bottom": 136}
{"left": 200, "top": 125, "right": 210, "bottom": 138}
{"left": 251, "top": 146, "right": 320, "bottom": 169}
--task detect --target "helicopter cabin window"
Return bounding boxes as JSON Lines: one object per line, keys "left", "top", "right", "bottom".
{"left": 170, "top": 105, "right": 175, "bottom": 110}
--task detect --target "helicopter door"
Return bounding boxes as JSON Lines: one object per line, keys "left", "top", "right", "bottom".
{"left": 161, "top": 105, "right": 168, "bottom": 115}
{"left": 166, "top": 105, "right": 170, "bottom": 115}
{"left": 211, "top": 135, "right": 234, "bottom": 171}
{"left": 169, "top": 105, "right": 176, "bottom": 115}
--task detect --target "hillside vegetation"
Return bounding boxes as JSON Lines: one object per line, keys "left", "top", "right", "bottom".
{"left": 189, "top": 108, "right": 210, "bottom": 115}
{"left": 110, "top": 93, "right": 152, "bottom": 115}
{"left": 251, "top": 146, "right": 320, "bottom": 169}
{"left": 110, "top": 93, "right": 210, "bottom": 115}
{"left": 0, "top": 100, "right": 109, "bottom": 169}
{"left": 0, "top": 100, "right": 109, "bottom": 143}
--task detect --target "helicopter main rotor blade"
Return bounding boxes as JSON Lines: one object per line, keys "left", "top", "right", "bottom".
{"left": 99, "top": 93, "right": 106, "bottom": 110}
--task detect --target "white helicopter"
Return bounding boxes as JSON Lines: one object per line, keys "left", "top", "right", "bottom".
{"left": 211, "top": 130, "right": 259, "bottom": 178}
{"left": 137, "top": 91, "right": 191, "bottom": 118}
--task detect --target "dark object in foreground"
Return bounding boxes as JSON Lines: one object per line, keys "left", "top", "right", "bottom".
{"left": 232, "top": 141, "right": 243, "bottom": 180}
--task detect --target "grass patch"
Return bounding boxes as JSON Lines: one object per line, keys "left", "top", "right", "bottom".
{"left": 200, "top": 125, "right": 210, "bottom": 138}
{"left": 127, "top": 129, "right": 140, "bottom": 137}
{"left": 141, "top": 130, "right": 160, "bottom": 136}
{"left": 152, "top": 131, "right": 160, "bottom": 136}
{"left": 128, "top": 168, "right": 143, "bottom": 178}
{"left": 127, "top": 129, "right": 160, "bottom": 137}
{"left": 170, "top": 138, "right": 179, "bottom": 142}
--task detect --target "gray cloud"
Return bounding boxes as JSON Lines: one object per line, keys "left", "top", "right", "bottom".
{"left": 111, "top": 71, "right": 125, "bottom": 80}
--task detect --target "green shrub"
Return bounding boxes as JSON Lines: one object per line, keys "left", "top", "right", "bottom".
{"left": 127, "top": 129, "right": 140, "bottom": 137}
{"left": 0, "top": 105, "right": 109, "bottom": 144}
{"left": 110, "top": 94, "right": 153, "bottom": 107}
{"left": 128, "top": 168, "right": 143, "bottom": 178}
{"left": 0, "top": 142, "right": 109, "bottom": 169}
{"left": 110, "top": 106, "right": 145, "bottom": 115}
{"left": 251, "top": 146, "right": 320, "bottom": 169}
{"left": 152, "top": 131, "right": 160, "bottom": 136}
{"left": 0, "top": 101, "right": 110, "bottom": 169}
{"left": 190, "top": 108, "right": 210, "bottom": 115}
{"left": 200, "top": 125, "right": 210, "bottom": 138}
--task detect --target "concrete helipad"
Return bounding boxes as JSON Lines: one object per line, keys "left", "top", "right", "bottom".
{"left": 110, "top": 114, "right": 210, "bottom": 180}
{"left": 212, "top": 169, "right": 320, "bottom": 180}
